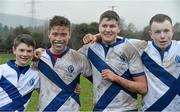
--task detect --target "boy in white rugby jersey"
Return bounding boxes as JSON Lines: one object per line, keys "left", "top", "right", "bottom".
{"left": 37, "top": 16, "right": 92, "bottom": 111}
{"left": 0, "top": 34, "right": 39, "bottom": 111}
{"left": 84, "top": 13, "right": 180, "bottom": 111}
{"left": 141, "top": 14, "right": 180, "bottom": 111}
{"left": 79, "top": 10, "right": 147, "bottom": 111}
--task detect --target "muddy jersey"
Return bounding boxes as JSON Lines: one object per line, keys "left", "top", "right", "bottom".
{"left": 38, "top": 48, "right": 92, "bottom": 111}
{"left": 79, "top": 37, "right": 145, "bottom": 112}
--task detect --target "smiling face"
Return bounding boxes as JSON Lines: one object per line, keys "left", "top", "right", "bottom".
{"left": 149, "top": 20, "right": 174, "bottom": 49}
{"left": 99, "top": 18, "right": 121, "bottom": 45}
{"left": 48, "top": 25, "right": 71, "bottom": 54}
{"left": 13, "top": 43, "right": 34, "bottom": 66}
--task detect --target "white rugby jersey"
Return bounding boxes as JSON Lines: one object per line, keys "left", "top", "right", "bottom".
{"left": 79, "top": 37, "right": 145, "bottom": 111}
{"left": 0, "top": 60, "right": 39, "bottom": 111}
{"left": 141, "top": 40, "right": 180, "bottom": 111}
{"left": 38, "top": 48, "right": 92, "bottom": 111}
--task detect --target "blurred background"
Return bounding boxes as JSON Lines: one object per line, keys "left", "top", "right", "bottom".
{"left": 0, "top": 0, "right": 180, "bottom": 52}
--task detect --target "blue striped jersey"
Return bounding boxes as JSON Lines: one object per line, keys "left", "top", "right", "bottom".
{"left": 0, "top": 60, "right": 39, "bottom": 111}
{"left": 79, "top": 37, "right": 145, "bottom": 111}
{"left": 141, "top": 40, "right": 180, "bottom": 111}
{"left": 38, "top": 48, "right": 92, "bottom": 111}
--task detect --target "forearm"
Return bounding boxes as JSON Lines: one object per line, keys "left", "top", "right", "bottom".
{"left": 113, "top": 75, "right": 147, "bottom": 95}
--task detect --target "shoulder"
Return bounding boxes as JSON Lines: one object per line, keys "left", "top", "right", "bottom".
{"left": 127, "top": 39, "right": 148, "bottom": 50}
{"left": 31, "top": 65, "right": 40, "bottom": 73}
{"left": 169, "top": 40, "right": 180, "bottom": 51}
{"left": 79, "top": 43, "right": 97, "bottom": 54}
{"left": 172, "top": 40, "right": 180, "bottom": 46}
{"left": 69, "top": 49, "right": 88, "bottom": 59}
{"left": 27, "top": 66, "right": 40, "bottom": 80}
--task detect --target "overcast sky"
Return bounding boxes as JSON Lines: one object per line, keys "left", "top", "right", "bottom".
{"left": 0, "top": 0, "right": 179, "bottom": 30}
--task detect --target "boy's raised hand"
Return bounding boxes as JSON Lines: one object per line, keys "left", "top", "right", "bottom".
{"left": 83, "top": 33, "right": 101, "bottom": 44}
{"left": 33, "top": 48, "right": 45, "bottom": 61}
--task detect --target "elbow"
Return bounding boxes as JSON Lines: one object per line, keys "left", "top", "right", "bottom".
{"left": 139, "top": 84, "right": 148, "bottom": 96}
{"left": 141, "top": 89, "right": 148, "bottom": 96}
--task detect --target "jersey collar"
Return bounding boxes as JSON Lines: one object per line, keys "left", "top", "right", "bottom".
{"left": 46, "top": 47, "right": 69, "bottom": 66}
{"left": 7, "top": 60, "right": 30, "bottom": 79}
{"left": 152, "top": 41, "right": 172, "bottom": 61}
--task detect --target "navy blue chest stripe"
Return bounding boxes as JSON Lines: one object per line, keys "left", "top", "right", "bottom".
{"left": 142, "top": 52, "right": 180, "bottom": 111}
{"left": 38, "top": 59, "right": 80, "bottom": 111}
{"left": 142, "top": 52, "right": 176, "bottom": 87}
{"left": 88, "top": 48, "right": 137, "bottom": 111}
{"left": 0, "top": 76, "right": 32, "bottom": 111}
{"left": 7, "top": 60, "right": 30, "bottom": 80}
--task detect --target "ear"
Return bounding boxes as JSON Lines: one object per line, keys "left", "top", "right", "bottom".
{"left": 118, "top": 26, "right": 121, "bottom": 33}
{"left": 148, "top": 30, "right": 153, "bottom": 40}
{"left": 12, "top": 46, "right": 16, "bottom": 55}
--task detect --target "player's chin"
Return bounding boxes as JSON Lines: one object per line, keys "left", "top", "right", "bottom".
{"left": 54, "top": 45, "right": 65, "bottom": 51}
{"left": 104, "top": 37, "right": 115, "bottom": 43}
{"left": 19, "top": 60, "right": 29, "bottom": 66}
{"left": 159, "top": 43, "right": 168, "bottom": 49}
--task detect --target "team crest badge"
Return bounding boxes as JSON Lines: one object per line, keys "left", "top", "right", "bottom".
{"left": 68, "top": 65, "right": 74, "bottom": 73}
{"left": 175, "top": 55, "right": 180, "bottom": 67}
{"left": 119, "top": 52, "right": 126, "bottom": 65}
{"left": 28, "top": 78, "right": 35, "bottom": 86}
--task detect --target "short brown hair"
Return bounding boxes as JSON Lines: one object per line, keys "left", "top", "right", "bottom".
{"left": 49, "top": 16, "right": 71, "bottom": 30}
{"left": 13, "top": 34, "right": 36, "bottom": 49}
{"left": 149, "top": 14, "right": 172, "bottom": 27}
{"left": 99, "top": 10, "right": 121, "bottom": 26}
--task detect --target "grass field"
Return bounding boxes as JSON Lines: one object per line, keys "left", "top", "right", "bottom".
{"left": 0, "top": 53, "right": 142, "bottom": 111}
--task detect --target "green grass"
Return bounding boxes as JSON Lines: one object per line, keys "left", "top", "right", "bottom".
{"left": 79, "top": 76, "right": 93, "bottom": 111}
{"left": 0, "top": 53, "right": 14, "bottom": 63}
{"left": 0, "top": 53, "right": 142, "bottom": 111}
{"left": 26, "top": 91, "right": 39, "bottom": 111}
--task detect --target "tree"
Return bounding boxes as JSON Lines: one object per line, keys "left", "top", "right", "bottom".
{"left": 4, "top": 26, "right": 31, "bottom": 52}
{"left": 141, "top": 26, "right": 151, "bottom": 41}
{"left": 127, "top": 22, "right": 137, "bottom": 33}
{"left": 70, "top": 22, "right": 98, "bottom": 49}
{"left": 174, "top": 22, "right": 180, "bottom": 32}
{"left": 173, "top": 22, "right": 180, "bottom": 40}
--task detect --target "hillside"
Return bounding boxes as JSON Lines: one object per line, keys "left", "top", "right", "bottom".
{"left": 0, "top": 13, "right": 45, "bottom": 27}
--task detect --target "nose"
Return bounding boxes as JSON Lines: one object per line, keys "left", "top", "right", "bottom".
{"left": 105, "top": 26, "right": 111, "bottom": 32}
{"left": 160, "top": 32, "right": 165, "bottom": 38}
{"left": 22, "top": 51, "right": 28, "bottom": 56}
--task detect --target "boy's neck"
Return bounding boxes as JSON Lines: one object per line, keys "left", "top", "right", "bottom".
{"left": 15, "top": 61, "right": 28, "bottom": 67}
{"left": 102, "top": 39, "right": 117, "bottom": 45}
{"left": 49, "top": 47, "right": 63, "bottom": 55}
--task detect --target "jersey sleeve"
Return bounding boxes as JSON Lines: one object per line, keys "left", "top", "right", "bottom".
{"left": 80, "top": 53, "right": 92, "bottom": 77}
{"left": 128, "top": 39, "right": 148, "bottom": 55}
{"left": 78, "top": 43, "right": 91, "bottom": 56}
{"left": 125, "top": 39, "right": 145, "bottom": 77}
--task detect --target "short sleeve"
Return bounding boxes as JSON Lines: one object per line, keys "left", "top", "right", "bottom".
{"left": 78, "top": 43, "right": 92, "bottom": 56}
{"left": 80, "top": 53, "right": 92, "bottom": 77}
{"left": 125, "top": 39, "right": 145, "bottom": 77}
